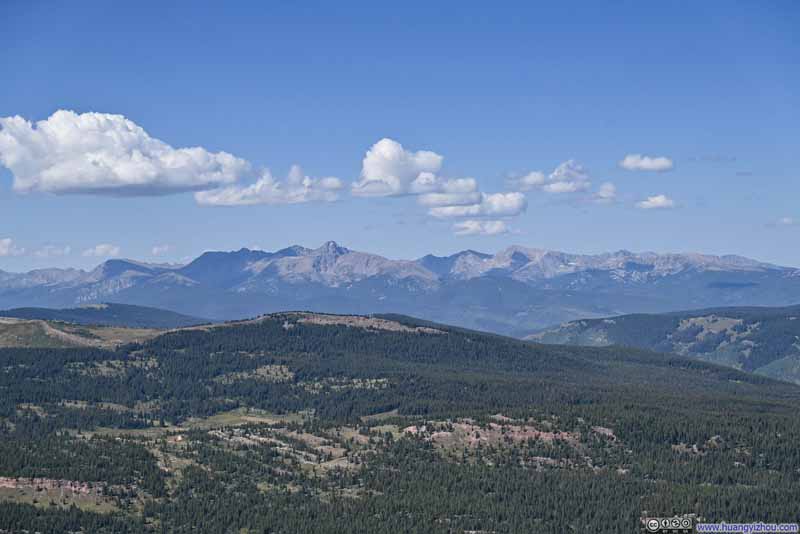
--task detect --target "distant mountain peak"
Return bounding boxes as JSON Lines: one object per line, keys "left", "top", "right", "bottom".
{"left": 314, "top": 241, "right": 350, "bottom": 257}
{"left": 275, "top": 245, "right": 311, "bottom": 257}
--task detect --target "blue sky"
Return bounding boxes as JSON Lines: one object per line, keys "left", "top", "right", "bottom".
{"left": 1, "top": 1, "right": 797, "bottom": 271}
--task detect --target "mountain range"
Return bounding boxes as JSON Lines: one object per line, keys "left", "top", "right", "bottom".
{"left": 2, "top": 241, "right": 800, "bottom": 336}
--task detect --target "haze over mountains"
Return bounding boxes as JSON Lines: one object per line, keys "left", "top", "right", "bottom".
{"left": 2, "top": 241, "right": 799, "bottom": 336}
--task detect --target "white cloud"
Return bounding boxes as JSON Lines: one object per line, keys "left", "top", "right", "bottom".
{"left": 351, "top": 138, "right": 444, "bottom": 197}
{"left": 0, "top": 238, "right": 25, "bottom": 257}
{"left": 514, "top": 171, "right": 546, "bottom": 191}
{"left": 511, "top": 160, "right": 591, "bottom": 194}
{"left": 0, "top": 110, "right": 250, "bottom": 196}
{"left": 545, "top": 160, "right": 591, "bottom": 193}
{"left": 775, "top": 216, "right": 797, "bottom": 227}
{"left": 151, "top": 244, "right": 172, "bottom": 256}
{"left": 593, "top": 182, "right": 617, "bottom": 204}
{"left": 34, "top": 244, "right": 71, "bottom": 257}
{"left": 429, "top": 192, "right": 527, "bottom": 219}
{"left": 453, "top": 220, "right": 509, "bottom": 236}
{"left": 82, "top": 243, "right": 121, "bottom": 257}
{"left": 619, "top": 154, "right": 674, "bottom": 172}
{"left": 542, "top": 181, "right": 583, "bottom": 194}
{"left": 417, "top": 178, "right": 480, "bottom": 207}
{"left": 636, "top": 194, "right": 675, "bottom": 209}
{"left": 195, "top": 165, "right": 343, "bottom": 206}
{"left": 350, "top": 138, "right": 528, "bottom": 235}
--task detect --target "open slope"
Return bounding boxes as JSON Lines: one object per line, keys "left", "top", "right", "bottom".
{"left": 0, "top": 317, "right": 163, "bottom": 349}
{"left": 530, "top": 304, "right": 800, "bottom": 384}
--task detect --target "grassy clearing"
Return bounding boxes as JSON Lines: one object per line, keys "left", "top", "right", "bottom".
{"left": 360, "top": 408, "right": 400, "bottom": 422}
{"left": 214, "top": 364, "right": 294, "bottom": 384}
{"left": 180, "top": 407, "right": 308, "bottom": 429}
{"left": 87, "top": 407, "right": 309, "bottom": 439}
{"left": 0, "top": 486, "right": 119, "bottom": 514}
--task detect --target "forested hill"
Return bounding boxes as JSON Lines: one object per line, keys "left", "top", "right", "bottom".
{"left": 0, "top": 303, "right": 208, "bottom": 329}
{"left": 530, "top": 304, "right": 800, "bottom": 384}
{"left": 1, "top": 312, "right": 799, "bottom": 533}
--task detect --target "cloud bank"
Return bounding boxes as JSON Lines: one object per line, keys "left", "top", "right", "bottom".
{"left": 0, "top": 110, "right": 682, "bottom": 237}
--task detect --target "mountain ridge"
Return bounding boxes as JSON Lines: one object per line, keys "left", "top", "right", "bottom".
{"left": 0, "top": 302, "right": 208, "bottom": 329}
{"left": 2, "top": 242, "right": 799, "bottom": 335}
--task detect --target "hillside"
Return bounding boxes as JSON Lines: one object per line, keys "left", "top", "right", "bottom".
{"left": 0, "top": 303, "right": 207, "bottom": 329}
{"left": 0, "top": 317, "right": 163, "bottom": 349}
{"left": 2, "top": 243, "right": 800, "bottom": 335}
{"left": 1, "top": 312, "right": 799, "bottom": 532}
{"left": 530, "top": 304, "right": 800, "bottom": 384}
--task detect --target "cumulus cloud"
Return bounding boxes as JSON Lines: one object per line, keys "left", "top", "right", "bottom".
{"left": 196, "top": 165, "right": 343, "bottom": 206}
{"left": 151, "top": 244, "right": 172, "bottom": 256}
{"left": 351, "top": 138, "right": 444, "bottom": 197}
{"left": 429, "top": 192, "right": 527, "bottom": 219}
{"left": 0, "top": 238, "right": 24, "bottom": 257}
{"left": 511, "top": 160, "right": 591, "bottom": 194}
{"left": 34, "top": 244, "right": 71, "bottom": 258}
{"left": 544, "top": 160, "right": 591, "bottom": 193}
{"left": 82, "top": 243, "right": 121, "bottom": 257}
{"left": 636, "top": 194, "right": 675, "bottom": 209}
{"left": 350, "top": 138, "right": 527, "bottom": 235}
{"left": 593, "top": 182, "right": 617, "bottom": 204}
{"left": 619, "top": 154, "right": 674, "bottom": 172}
{"left": 0, "top": 110, "right": 250, "bottom": 196}
{"left": 453, "top": 220, "right": 509, "bottom": 236}
{"left": 417, "top": 178, "right": 481, "bottom": 207}
{"left": 513, "top": 171, "right": 546, "bottom": 191}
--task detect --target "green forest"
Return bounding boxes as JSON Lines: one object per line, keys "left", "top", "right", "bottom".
{"left": 1, "top": 312, "right": 799, "bottom": 533}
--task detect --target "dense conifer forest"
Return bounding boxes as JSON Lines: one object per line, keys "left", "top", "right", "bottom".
{"left": 1, "top": 312, "right": 799, "bottom": 532}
